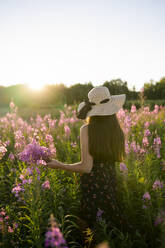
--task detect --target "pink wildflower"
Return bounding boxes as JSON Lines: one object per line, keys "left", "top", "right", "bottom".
{"left": 142, "top": 137, "right": 149, "bottom": 147}
{"left": 0, "top": 211, "right": 6, "bottom": 216}
{"left": 131, "top": 105, "right": 136, "bottom": 113}
{"left": 45, "top": 134, "right": 54, "bottom": 143}
{"left": 9, "top": 153, "right": 15, "bottom": 160}
{"left": 143, "top": 192, "right": 151, "bottom": 201}
{"left": 37, "top": 159, "right": 47, "bottom": 166}
{"left": 10, "top": 101, "right": 15, "bottom": 109}
{"left": 42, "top": 180, "right": 50, "bottom": 190}
{"left": 0, "top": 146, "right": 7, "bottom": 159}
{"left": 144, "top": 129, "right": 151, "bottom": 136}
{"left": 144, "top": 121, "right": 150, "bottom": 128}
{"left": 8, "top": 226, "right": 14, "bottom": 233}
{"left": 64, "top": 125, "right": 71, "bottom": 136}
{"left": 152, "top": 180, "right": 164, "bottom": 190}
{"left": 125, "top": 142, "right": 130, "bottom": 154}
{"left": 154, "top": 137, "right": 161, "bottom": 146}
{"left": 153, "top": 105, "right": 159, "bottom": 114}
{"left": 153, "top": 137, "right": 161, "bottom": 158}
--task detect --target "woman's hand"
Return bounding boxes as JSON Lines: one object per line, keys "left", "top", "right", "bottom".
{"left": 46, "top": 159, "right": 61, "bottom": 169}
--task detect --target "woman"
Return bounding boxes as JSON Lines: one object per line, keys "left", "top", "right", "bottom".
{"left": 47, "top": 86, "right": 126, "bottom": 236}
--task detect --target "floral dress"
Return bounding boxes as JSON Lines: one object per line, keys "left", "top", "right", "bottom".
{"left": 79, "top": 159, "right": 123, "bottom": 230}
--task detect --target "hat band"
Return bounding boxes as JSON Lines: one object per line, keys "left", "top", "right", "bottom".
{"left": 89, "top": 97, "right": 110, "bottom": 105}
{"left": 76, "top": 97, "right": 110, "bottom": 120}
{"left": 99, "top": 98, "right": 110, "bottom": 104}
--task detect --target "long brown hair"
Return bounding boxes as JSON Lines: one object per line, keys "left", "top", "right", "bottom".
{"left": 87, "top": 114, "right": 125, "bottom": 163}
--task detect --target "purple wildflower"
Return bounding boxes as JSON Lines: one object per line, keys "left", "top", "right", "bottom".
{"left": 26, "top": 167, "right": 33, "bottom": 176}
{"left": 18, "top": 140, "right": 53, "bottom": 164}
{"left": 14, "top": 223, "right": 18, "bottom": 229}
{"left": 71, "top": 142, "right": 77, "bottom": 148}
{"left": 45, "top": 214, "right": 68, "bottom": 248}
{"left": 154, "top": 211, "right": 165, "bottom": 226}
{"left": 22, "top": 178, "right": 32, "bottom": 185}
{"left": 12, "top": 185, "right": 24, "bottom": 197}
{"left": 120, "top": 163, "right": 128, "bottom": 174}
{"left": 96, "top": 208, "right": 104, "bottom": 222}
{"left": 130, "top": 141, "right": 140, "bottom": 153}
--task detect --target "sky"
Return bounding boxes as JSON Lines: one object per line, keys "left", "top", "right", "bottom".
{"left": 0, "top": 0, "right": 164, "bottom": 91}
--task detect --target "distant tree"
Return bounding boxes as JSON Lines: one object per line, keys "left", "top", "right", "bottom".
{"left": 144, "top": 78, "right": 165, "bottom": 99}
{"left": 66, "top": 82, "right": 93, "bottom": 104}
{"left": 156, "top": 77, "right": 165, "bottom": 99}
{"left": 103, "top": 79, "right": 129, "bottom": 95}
{"left": 102, "top": 78, "right": 138, "bottom": 100}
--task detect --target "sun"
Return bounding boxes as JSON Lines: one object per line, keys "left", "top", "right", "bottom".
{"left": 27, "top": 82, "right": 45, "bottom": 91}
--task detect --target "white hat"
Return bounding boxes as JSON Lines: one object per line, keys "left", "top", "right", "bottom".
{"left": 77, "top": 86, "right": 126, "bottom": 119}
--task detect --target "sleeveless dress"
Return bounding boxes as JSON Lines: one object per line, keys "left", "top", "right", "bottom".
{"left": 79, "top": 159, "right": 124, "bottom": 230}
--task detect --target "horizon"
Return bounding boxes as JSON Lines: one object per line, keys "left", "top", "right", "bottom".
{"left": 0, "top": 0, "right": 165, "bottom": 91}
{"left": 0, "top": 77, "right": 163, "bottom": 92}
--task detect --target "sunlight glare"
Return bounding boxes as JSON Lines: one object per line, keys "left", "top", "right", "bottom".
{"left": 27, "top": 82, "right": 45, "bottom": 91}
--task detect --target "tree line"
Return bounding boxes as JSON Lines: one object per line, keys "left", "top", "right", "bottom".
{"left": 0, "top": 77, "right": 164, "bottom": 108}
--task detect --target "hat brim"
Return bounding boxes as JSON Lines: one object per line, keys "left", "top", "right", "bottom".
{"left": 85, "top": 94, "right": 126, "bottom": 117}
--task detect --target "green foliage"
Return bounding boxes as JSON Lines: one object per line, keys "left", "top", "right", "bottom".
{"left": 144, "top": 77, "right": 165, "bottom": 100}
{"left": 0, "top": 103, "right": 165, "bottom": 247}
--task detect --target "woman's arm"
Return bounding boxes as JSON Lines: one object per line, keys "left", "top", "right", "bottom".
{"left": 46, "top": 125, "right": 93, "bottom": 173}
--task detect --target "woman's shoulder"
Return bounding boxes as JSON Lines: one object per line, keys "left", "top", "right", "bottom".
{"left": 80, "top": 124, "right": 88, "bottom": 130}
{"left": 80, "top": 124, "right": 89, "bottom": 138}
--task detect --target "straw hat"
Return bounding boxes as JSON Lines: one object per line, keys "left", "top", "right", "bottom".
{"left": 76, "top": 86, "right": 126, "bottom": 119}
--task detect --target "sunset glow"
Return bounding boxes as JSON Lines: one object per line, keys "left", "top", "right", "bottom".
{"left": 27, "top": 82, "right": 45, "bottom": 91}
{"left": 0, "top": 0, "right": 164, "bottom": 91}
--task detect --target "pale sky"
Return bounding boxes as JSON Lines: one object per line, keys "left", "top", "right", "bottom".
{"left": 0, "top": 0, "right": 164, "bottom": 91}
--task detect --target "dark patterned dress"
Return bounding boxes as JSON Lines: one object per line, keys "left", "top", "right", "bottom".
{"left": 79, "top": 159, "right": 123, "bottom": 230}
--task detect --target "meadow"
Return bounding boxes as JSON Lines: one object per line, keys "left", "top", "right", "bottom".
{"left": 0, "top": 101, "right": 165, "bottom": 248}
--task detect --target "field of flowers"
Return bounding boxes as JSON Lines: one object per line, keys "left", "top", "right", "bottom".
{"left": 0, "top": 101, "right": 165, "bottom": 248}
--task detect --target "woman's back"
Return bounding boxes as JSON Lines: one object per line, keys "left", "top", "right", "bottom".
{"left": 87, "top": 115, "right": 125, "bottom": 163}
